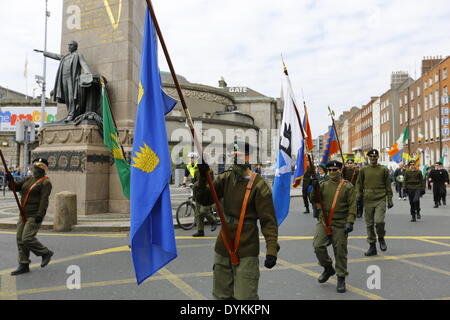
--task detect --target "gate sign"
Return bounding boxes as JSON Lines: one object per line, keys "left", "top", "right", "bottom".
{"left": 0, "top": 107, "right": 57, "bottom": 132}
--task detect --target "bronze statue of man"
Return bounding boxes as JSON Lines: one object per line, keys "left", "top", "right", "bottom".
{"left": 35, "top": 41, "right": 92, "bottom": 122}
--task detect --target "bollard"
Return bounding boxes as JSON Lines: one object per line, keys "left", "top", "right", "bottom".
{"left": 54, "top": 191, "right": 77, "bottom": 232}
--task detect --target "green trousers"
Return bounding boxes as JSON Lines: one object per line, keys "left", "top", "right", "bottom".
{"left": 364, "top": 201, "right": 386, "bottom": 244}
{"left": 16, "top": 217, "right": 50, "bottom": 264}
{"left": 195, "top": 202, "right": 215, "bottom": 232}
{"left": 313, "top": 222, "right": 349, "bottom": 277}
{"left": 212, "top": 253, "right": 260, "bottom": 300}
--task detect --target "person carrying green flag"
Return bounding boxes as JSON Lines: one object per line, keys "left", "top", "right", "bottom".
{"left": 102, "top": 81, "right": 130, "bottom": 199}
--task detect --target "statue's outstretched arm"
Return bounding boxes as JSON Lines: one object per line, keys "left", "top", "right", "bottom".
{"left": 34, "top": 49, "right": 62, "bottom": 61}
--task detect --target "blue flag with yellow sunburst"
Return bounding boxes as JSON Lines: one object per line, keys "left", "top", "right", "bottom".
{"left": 130, "top": 10, "right": 178, "bottom": 285}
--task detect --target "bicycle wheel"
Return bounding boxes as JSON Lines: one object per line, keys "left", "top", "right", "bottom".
{"left": 176, "top": 201, "right": 196, "bottom": 230}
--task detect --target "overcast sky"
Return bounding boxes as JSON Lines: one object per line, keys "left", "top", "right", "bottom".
{"left": 1, "top": 0, "right": 450, "bottom": 136}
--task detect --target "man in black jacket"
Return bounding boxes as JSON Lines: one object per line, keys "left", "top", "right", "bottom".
{"left": 428, "top": 162, "right": 449, "bottom": 207}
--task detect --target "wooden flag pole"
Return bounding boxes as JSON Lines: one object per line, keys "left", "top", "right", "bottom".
{"left": 0, "top": 149, "right": 26, "bottom": 223}
{"left": 145, "top": 0, "right": 237, "bottom": 264}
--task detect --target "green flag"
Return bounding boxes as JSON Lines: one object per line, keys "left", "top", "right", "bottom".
{"left": 102, "top": 85, "right": 130, "bottom": 199}
{"left": 402, "top": 125, "right": 409, "bottom": 144}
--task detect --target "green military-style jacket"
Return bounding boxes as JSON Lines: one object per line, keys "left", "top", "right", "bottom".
{"left": 193, "top": 166, "right": 279, "bottom": 258}
{"left": 311, "top": 178, "right": 356, "bottom": 227}
{"left": 355, "top": 164, "right": 393, "bottom": 206}
{"left": 403, "top": 169, "right": 425, "bottom": 190}
{"left": 13, "top": 175, "right": 52, "bottom": 218}
{"left": 342, "top": 166, "right": 359, "bottom": 186}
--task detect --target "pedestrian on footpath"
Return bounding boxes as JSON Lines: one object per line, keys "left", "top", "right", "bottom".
{"left": 192, "top": 168, "right": 217, "bottom": 237}
{"left": 311, "top": 160, "right": 356, "bottom": 293}
{"left": 193, "top": 142, "right": 279, "bottom": 300}
{"left": 404, "top": 160, "right": 425, "bottom": 222}
{"left": 428, "top": 162, "right": 449, "bottom": 208}
{"left": 394, "top": 163, "right": 407, "bottom": 200}
{"left": 6, "top": 158, "right": 54, "bottom": 276}
{"left": 355, "top": 149, "right": 393, "bottom": 256}
{"left": 302, "top": 164, "right": 314, "bottom": 214}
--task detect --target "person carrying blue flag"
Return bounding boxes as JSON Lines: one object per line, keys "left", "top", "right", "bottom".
{"left": 129, "top": 10, "right": 177, "bottom": 285}
{"left": 193, "top": 141, "right": 279, "bottom": 300}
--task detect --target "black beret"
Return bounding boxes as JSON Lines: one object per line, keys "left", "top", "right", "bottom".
{"left": 435, "top": 161, "right": 443, "bottom": 165}
{"left": 346, "top": 159, "right": 355, "bottom": 163}
{"left": 408, "top": 160, "right": 416, "bottom": 165}
{"left": 33, "top": 158, "right": 49, "bottom": 166}
{"left": 367, "top": 149, "right": 379, "bottom": 156}
{"left": 326, "top": 160, "right": 343, "bottom": 169}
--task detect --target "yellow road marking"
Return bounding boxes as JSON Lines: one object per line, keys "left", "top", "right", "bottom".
{"left": 0, "top": 275, "right": 17, "bottom": 300}
{"left": 348, "top": 245, "right": 450, "bottom": 277}
{"left": 269, "top": 254, "right": 385, "bottom": 300}
{"left": 157, "top": 268, "right": 206, "bottom": 300}
{"left": 415, "top": 238, "right": 450, "bottom": 248}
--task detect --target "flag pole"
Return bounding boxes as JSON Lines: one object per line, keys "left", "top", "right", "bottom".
{"left": 327, "top": 106, "right": 345, "bottom": 163}
{"left": 145, "top": 0, "right": 237, "bottom": 264}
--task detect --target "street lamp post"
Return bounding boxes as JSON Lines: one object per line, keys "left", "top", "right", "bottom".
{"left": 40, "top": 0, "right": 50, "bottom": 130}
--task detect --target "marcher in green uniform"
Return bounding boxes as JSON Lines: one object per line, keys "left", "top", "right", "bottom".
{"left": 311, "top": 160, "right": 356, "bottom": 293}
{"left": 356, "top": 149, "right": 393, "bottom": 256}
{"left": 404, "top": 160, "right": 425, "bottom": 222}
{"left": 193, "top": 142, "right": 279, "bottom": 300}
{"left": 7, "top": 158, "right": 53, "bottom": 276}
{"left": 342, "top": 159, "right": 363, "bottom": 218}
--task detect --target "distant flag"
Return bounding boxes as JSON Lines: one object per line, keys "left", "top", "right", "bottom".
{"left": 130, "top": 10, "right": 178, "bottom": 285}
{"left": 24, "top": 54, "right": 28, "bottom": 78}
{"left": 102, "top": 83, "right": 130, "bottom": 199}
{"left": 320, "top": 124, "right": 339, "bottom": 165}
{"left": 303, "top": 106, "right": 313, "bottom": 152}
{"left": 272, "top": 61, "right": 303, "bottom": 225}
{"left": 418, "top": 128, "right": 424, "bottom": 142}
{"left": 292, "top": 114, "right": 308, "bottom": 188}
{"left": 388, "top": 126, "right": 409, "bottom": 163}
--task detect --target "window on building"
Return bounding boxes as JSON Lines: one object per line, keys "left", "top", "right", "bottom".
{"left": 430, "top": 119, "right": 434, "bottom": 140}
{"left": 425, "top": 81, "right": 428, "bottom": 90}
{"left": 417, "top": 86, "right": 421, "bottom": 97}
{"left": 429, "top": 78, "right": 433, "bottom": 87}
{"left": 411, "top": 128, "right": 415, "bottom": 143}
{"left": 444, "top": 86, "right": 448, "bottom": 97}
{"left": 435, "top": 73, "right": 439, "bottom": 83}
{"left": 399, "top": 98, "right": 402, "bottom": 107}
{"left": 424, "top": 95, "right": 428, "bottom": 111}
{"left": 430, "top": 93, "right": 434, "bottom": 108}
{"left": 400, "top": 113, "right": 403, "bottom": 125}
{"left": 435, "top": 89, "right": 439, "bottom": 107}
{"left": 444, "top": 68, "right": 448, "bottom": 80}
{"left": 436, "top": 117, "right": 440, "bottom": 138}
{"left": 417, "top": 102, "right": 421, "bottom": 116}
{"left": 405, "top": 110, "right": 408, "bottom": 123}
{"left": 425, "top": 120, "right": 428, "bottom": 140}
{"left": 411, "top": 106, "right": 414, "bottom": 119}
{"left": 404, "top": 95, "right": 408, "bottom": 104}
{"left": 411, "top": 90, "right": 414, "bottom": 100}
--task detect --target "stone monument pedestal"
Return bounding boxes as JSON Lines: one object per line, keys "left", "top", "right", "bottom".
{"left": 33, "top": 123, "right": 111, "bottom": 216}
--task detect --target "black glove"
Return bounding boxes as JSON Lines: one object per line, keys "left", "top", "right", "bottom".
{"left": 34, "top": 216, "right": 43, "bottom": 223}
{"left": 344, "top": 222, "right": 354, "bottom": 235}
{"left": 197, "top": 162, "right": 210, "bottom": 178}
{"left": 421, "top": 190, "right": 425, "bottom": 196}
{"left": 264, "top": 255, "right": 277, "bottom": 269}
{"left": 387, "top": 201, "right": 394, "bottom": 209}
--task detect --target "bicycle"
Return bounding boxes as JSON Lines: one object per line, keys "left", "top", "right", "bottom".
{"left": 176, "top": 185, "right": 220, "bottom": 230}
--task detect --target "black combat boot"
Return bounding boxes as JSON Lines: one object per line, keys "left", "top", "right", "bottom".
{"left": 433, "top": 202, "right": 439, "bottom": 208}
{"left": 443, "top": 198, "right": 447, "bottom": 206}
{"left": 416, "top": 209, "right": 421, "bottom": 220}
{"left": 303, "top": 207, "right": 310, "bottom": 214}
{"left": 11, "top": 263, "right": 30, "bottom": 276}
{"left": 364, "top": 243, "right": 377, "bottom": 256}
{"left": 378, "top": 237, "right": 387, "bottom": 251}
{"left": 410, "top": 209, "right": 416, "bottom": 222}
{"left": 192, "top": 230, "right": 205, "bottom": 237}
{"left": 318, "top": 265, "right": 335, "bottom": 283}
{"left": 210, "top": 220, "right": 217, "bottom": 232}
{"left": 41, "top": 250, "right": 54, "bottom": 268}
{"left": 337, "top": 276, "right": 346, "bottom": 293}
